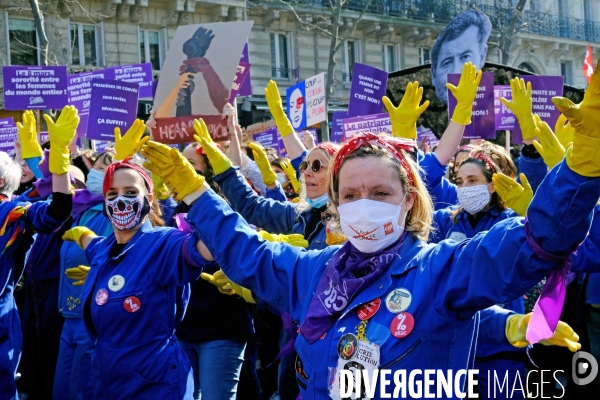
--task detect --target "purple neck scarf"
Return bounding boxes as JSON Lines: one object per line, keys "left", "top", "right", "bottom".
{"left": 300, "top": 233, "right": 407, "bottom": 344}
{"left": 524, "top": 218, "right": 579, "bottom": 344}
{"left": 72, "top": 190, "right": 104, "bottom": 218}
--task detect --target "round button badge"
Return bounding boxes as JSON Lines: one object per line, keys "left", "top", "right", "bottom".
{"left": 357, "top": 298, "right": 381, "bottom": 321}
{"left": 385, "top": 288, "right": 412, "bottom": 313}
{"left": 95, "top": 289, "right": 109, "bottom": 306}
{"left": 390, "top": 312, "right": 415, "bottom": 339}
{"left": 108, "top": 275, "right": 125, "bottom": 292}
{"left": 123, "top": 296, "right": 141, "bottom": 313}
{"left": 337, "top": 333, "right": 359, "bottom": 360}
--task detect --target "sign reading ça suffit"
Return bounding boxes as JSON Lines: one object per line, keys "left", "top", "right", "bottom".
{"left": 286, "top": 72, "right": 327, "bottom": 131}
{"left": 3, "top": 66, "right": 68, "bottom": 110}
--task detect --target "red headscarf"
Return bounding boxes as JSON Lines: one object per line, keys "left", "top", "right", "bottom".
{"left": 315, "top": 142, "right": 338, "bottom": 157}
{"left": 103, "top": 158, "right": 154, "bottom": 195}
{"left": 332, "top": 133, "right": 416, "bottom": 186}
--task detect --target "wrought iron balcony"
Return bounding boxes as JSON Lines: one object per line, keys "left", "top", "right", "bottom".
{"left": 283, "top": 0, "right": 600, "bottom": 43}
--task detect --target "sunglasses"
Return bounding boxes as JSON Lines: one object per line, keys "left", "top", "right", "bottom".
{"left": 299, "top": 159, "right": 328, "bottom": 173}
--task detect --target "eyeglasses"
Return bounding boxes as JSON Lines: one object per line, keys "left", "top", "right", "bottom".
{"left": 299, "top": 159, "right": 328, "bottom": 173}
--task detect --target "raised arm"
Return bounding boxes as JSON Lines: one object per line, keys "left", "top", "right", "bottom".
{"left": 265, "top": 81, "right": 306, "bottom": 160}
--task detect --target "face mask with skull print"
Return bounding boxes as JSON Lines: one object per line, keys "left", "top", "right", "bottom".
{"left": 104, "top": 195, "right": 150, "bottom": 231}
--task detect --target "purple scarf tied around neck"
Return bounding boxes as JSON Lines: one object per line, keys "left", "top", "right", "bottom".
{"left": 524, "top": 218, "right": 578, "bottom": 344}
{"left": 300, "top": 233, "right": 407, "bottom": 344}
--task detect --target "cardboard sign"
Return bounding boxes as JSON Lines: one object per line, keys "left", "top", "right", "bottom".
{"left": 0, "top": 118, "right": 17, "bottom": 153}
{"left": 229, "top": 62, "right": 251, "bottom": 103}
{"left": 111, "top": 63, "right": 153, "bottom": 99}
{"left": 286, "top": 72, "right": 326, "bottom": 131}
{"left": 3, "top": 66, "right": 68, "bottom": 110}
{"left": 342, "top": 113, "right": 391, "bottom": 140}
{"left": 68, "top": 69, "right": 116, "bottom": 137}
{"left": 494, "top": 85, "right": 515, "bottom": 131}
{"left": 153, "top": 115, "right": 228, "bottom": 143}
{"left": 331, "top": 111, "right": 347, "bottom": 143}
{"left": 86, "top": 79, "right": 140, "bottom": 141}
{"left": 347, "top": 63, "right": 388, "bottom": 117}
{"left": 447, "top": 71, "right": 495, "bottom": 139}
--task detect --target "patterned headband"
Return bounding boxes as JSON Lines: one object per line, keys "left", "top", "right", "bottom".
{"left": 470, "top": 152, "right": 497, "bottom": 173}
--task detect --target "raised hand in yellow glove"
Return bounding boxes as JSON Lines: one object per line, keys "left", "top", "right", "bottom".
{"left": 506, "top": 313, "right": 581, "bottom": 352}
{"left": 257, "top": 230, "right": 309, "bottom": 248}
{"left": 17, "top": 110, "right": 42, "bottom": 159}
{"left": 151, "top": 173, "right": 171, "bottom": 200}
{"left": 113, "top": 119, "right": 149, "bottom": 161}
{"left": 248, "top": 142, "right": 277, "bottom": 186}
{"left": 62, "top": 226, "right": 96, "bottom": 250}
{"left": 554, "top": 114, "right": 575, "bottom": 149}
{"left": 446, "top": 62, "right": 483, "bottom": 125}
{"left": 492, "top": 172, "right": 533, "bottom": 217}
{"left": 279, "top": 158, "right": 301, "bottom": 192}
{"left": 201, "top": 269, "right": 256, "bottom": 303}
{"left": 501, "top": 77, "right": 537, "bottom": 140}
{"left": 382, "top": 81, "right": 430, "bottom": 139}
{"left": 65, "top": 265, "right": 90, "bottom": 286}
{"left": 45, "top": 106, "right": 80, "bottom": 175}
{"left": 141, "top": 141, "right": 205, "bottom": 202}
{"left": 265, "top": 80, "right": 294, "bottom": 137}
{"left": 532, "top": 115, "right": 566, "bottom": 169}
{"left": 192, "top": 118, "right": 232, "bottom": 175}
{"left": 552, "top": 58, "right": 600, "bottom": 176}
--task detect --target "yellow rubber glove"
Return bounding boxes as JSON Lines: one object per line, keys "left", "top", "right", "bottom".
{"left": 65, "top": 265, "right": 90, "bottom": 286}
{"left": 554, "top": 114, "right": 575, "bottom": 149}
{"left": 265, "top": 80, "right": 294, "bottom": 137}
{"left": 113, "top": 119, "right": 149, "bottom": 161}
{"left": 500, "top": 77, "right": 537, "bottom": 140}
{"left": 532, "top": 115, "right": 566, "bottom": 169}
{"left": 142, "top": 141, "right": 205, "bottom": 201}
{"left": 279, "top": 158, "right": 301, "bottom": 192}
{"left": 492, "top": 172, "right": 533, "bottom": 217}
{"left": 506, "top": 313, "right": 581, "bottom": 352}
{"left": 552, "top": 58, "right": 600, "bottom": 176}
{"left": 45, "top": 106, "right": 80, "bottom": 175}
{"left": 192, "top": 118, "right": 232, "bottom": 175}
{"left": 201, "top": 270, "right": 256, "bottom": 303}
{"left": 151, "top": 173, "right": 171, "bottom": 201}
{"left": 248, "top": 142, "right": 277, "bottom": 186}
{"left": 17, "top": 110, "right": 42, "bottom": 159}
{"left": 257, "top": 230, "right": 309, "bottom": 248}
{"left": 62, "top": 226, "right": 95, "bottom": 250}
{"left": 446, "top": 62, "right": 483, "bottom": 125}
{"left": 382, "top": 82, "right": 430, "bottom": 139}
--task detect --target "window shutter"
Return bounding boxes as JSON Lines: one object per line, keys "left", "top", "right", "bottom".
{"left": 159, "top": 27, "right": 168, "bottom": 69}
{"left": 95, "top": 22, "right": 105, "bottom": 67}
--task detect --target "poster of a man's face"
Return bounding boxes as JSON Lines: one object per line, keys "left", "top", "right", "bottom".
{"left": 431, "top": 9, "right": 491, "bottom": 105}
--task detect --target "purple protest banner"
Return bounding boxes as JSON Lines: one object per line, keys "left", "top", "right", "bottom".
{"left": 347, "top": 63, "right": 388, "bottom": 118}
{"left": 278, "top": 129, "right": 319, "bottom": 158}
{"left": 494, "top": 85, "right": 515, "bottom": 131}
{"left": 86, "top": 79, "right": 140, "bottom": 141}
{"left": 0, "top": 117, "right": 15, "bottom": 127}
{"left": 39, "top": 131, "right": 48, "bottom": 143}
{"left": 93, "top": 140, "right": 110, "bottom": 153}
{"left": 417, "top": 126, "right": 440, "bottom": 148}
{"left": 3, "top": 66, "right": 68, "bottom": 110}
{"left": 253, "top": 126, "right": 279, "bottom": 150}
{"left": 447, "top": 71, "right": 495, "bottom": 139}
{"left": 229, "top": 62, "right": 251, "bottom": 103}
{"left": 0, "top": 123, "right": 18, "bottom": 153}
{"left": 331, "top": 111, "right": 347, "bottom": 143}
{"left": 68, "top": 69, "right": 116, "bottom": 137}
{"left": 511, "top": 76, "right": 564, "bottom": 144}
{"left": 109, "top": 63, "right": 153, "bottom": 99}
{"left": 342, "top": 113, "right": 391, "bottom": 141}
{"left": 239, "top": 44, "right": 252, "bottom": 97}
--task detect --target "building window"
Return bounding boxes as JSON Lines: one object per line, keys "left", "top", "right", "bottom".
{"left": 343, "top": 40, "right": 357, "bottom": 82}
{"left": 584, "top": 0, "right": 593, "bottom": 40}
{"left": 382, "top": 45, "right": 396, "bottom": 72}
{"left": 70, "top": 23, "right": 103, "bottom": 66}
{"left": 8, "top": 18, "right": 38, "bottom": 66}
{"left": 518, "top": 62, "right": 535, "bottom": 73}
{"left": 139, "top": 28, "right": 167, "bottom": 70}
{"left": 561, "top": 61, "right": 573, "bottom": 85}
{"left": 419, "top": 47, "right": 430, "bottom": 65}
{"left": 270, "top": 33, "right": 290, "bottom": 79}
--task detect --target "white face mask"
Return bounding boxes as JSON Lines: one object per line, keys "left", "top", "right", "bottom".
{"left": 338, "top": 195, "right": 408, "bottom": 253}
{"left": 276, "top": 172, "right": 287, "bottom": 185}
{"left": 457, "top": 184, "right": 491, "bottom": 215}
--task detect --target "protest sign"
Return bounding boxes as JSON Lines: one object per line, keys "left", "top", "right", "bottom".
{"left": 111, "top": 63, "right": 153, "bottom": 99}
{"left": 511, "top": 76, "right": 564, "bottom": 144}
{"left": 347, "top": 63, "right": 388, "bottom": 117}
{"left": 68, "top": 69, "right": 116, "bottom": 137}
{"left": 447, "top": 71, "right": 495, "bottom": 139}
{"left": 153, "top": 22, "right": 253, "bottom": 143}
{"left": 342, "top": 113, "right": 391, "bottom": 140}
{"left": 417, "top": 126, "right": 440, "bottom": 148}
{"left": 0, "top": 118, "right": 17, "bottom": 153}
{"left": 239, "top": 44, "right": 252, "bottom": 97}
{"left": 253, "top": 126, "right": 279, "bottom": 150}
{"left": 229, "top": 62, "right": 251, "bottom": 103}
{"left": 3, "top": 66, "right": 68, "bottom": 110}
{"left": 278, "top": 129, "right": 318, "bottom": 158}
{"left": 246, "top": 120, "right": 276, "bottom": 137}
{"left": 286, "top": 72, "right": 326, "bottom": 131}
{"left": 86, "top": 79, "right": 139, "bottom": 141}
{"left": 331, "top": 111, "right": 347, "bottom": 143}
{"left": 494, "top": 85, "right": 515, "bottom": 131}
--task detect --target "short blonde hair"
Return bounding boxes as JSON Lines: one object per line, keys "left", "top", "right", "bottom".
{"left": 326, "top": 143, "right": 433, "bottom": 241}
{"left": 296, "top": 145, "right": 339, "bottom": 213}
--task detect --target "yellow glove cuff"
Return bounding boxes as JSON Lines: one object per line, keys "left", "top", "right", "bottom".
{"left": 505, "top": 314, "right": 529, "bottom": 348}
{"left": 391, "top": 122, "right": 417, "bottom": 139}
{"left": 451, "top": 105, "right": 473, "bottom": 126}
{"left": 49, "top": 148, "right": 71, "bottom": 175}
{"left": 567, "top": 135, "right": 600, "bottom": 177}
{"left": 21, "top": 143, "right": 43, "bottom": 159}
{"left": 233, "top": 283, "right": 256, "bottom": 304}
{"left": 275, "top": 115, "right": 294, "bottom": 137}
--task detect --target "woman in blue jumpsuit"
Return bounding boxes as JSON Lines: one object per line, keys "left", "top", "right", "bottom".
{"left": 64, "top": 160, "right": 211, "bottom": 400}
{"left": 142, "top": 91, "right": 600, "bottom": 400}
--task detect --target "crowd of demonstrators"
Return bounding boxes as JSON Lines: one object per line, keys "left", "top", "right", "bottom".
{"left": 1, "top": 60, "right": 600, "bottom": 400}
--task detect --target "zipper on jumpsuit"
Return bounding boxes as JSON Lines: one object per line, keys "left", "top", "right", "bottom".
{"left": 379, "top": 338, "right": 423, "bottom": 370}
